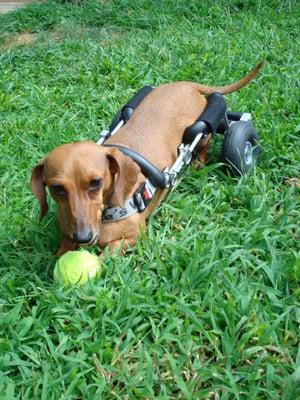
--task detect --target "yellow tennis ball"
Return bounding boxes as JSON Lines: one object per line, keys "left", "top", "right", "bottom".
{"left": 54, "top": 250, "right": 101, "bottom": 285}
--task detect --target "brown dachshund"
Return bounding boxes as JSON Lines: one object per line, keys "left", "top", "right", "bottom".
{"left": 31, "top": 63, "right": 262, "bottom": 255}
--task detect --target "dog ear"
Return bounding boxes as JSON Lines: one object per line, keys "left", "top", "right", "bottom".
{"left": 30, "top": 159, "right": 48, "bottom": 220}
{"left": 107, "top": 149, "right": 140, "bottom": 208}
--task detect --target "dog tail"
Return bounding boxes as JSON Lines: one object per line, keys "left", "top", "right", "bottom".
{"left": 193, "top": 61, "right": 263, "bottom": 95}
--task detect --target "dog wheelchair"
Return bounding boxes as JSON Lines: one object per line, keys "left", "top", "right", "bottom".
{"left": 98, "top": 86, "right": 260, "bottom": 190}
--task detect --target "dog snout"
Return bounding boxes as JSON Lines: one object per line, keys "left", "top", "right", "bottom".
{"left": 72, "top": 229, "right": 94, "bottom": 244}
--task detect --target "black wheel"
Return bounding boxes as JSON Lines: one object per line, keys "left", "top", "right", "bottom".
{"left": 221, "top": 121, "right": 260, "bottom": 176}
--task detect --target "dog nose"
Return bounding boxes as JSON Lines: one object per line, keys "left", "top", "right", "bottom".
{"left": 72, "top": 230, "right": 94, "bottom": 244}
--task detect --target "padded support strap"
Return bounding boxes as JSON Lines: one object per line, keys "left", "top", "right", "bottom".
{"left": 200, "top": 93, "right": 226, "bottom": 133}
{"left": 102, "top": 144, "right": 168, "bottom": 188}
{"left": 183, "top": 93, "right": 227, "bottom": 144}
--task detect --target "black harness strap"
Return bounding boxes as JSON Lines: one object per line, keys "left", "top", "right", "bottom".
{"left": 102, "top": 143, "right": 168, "bottom": 188}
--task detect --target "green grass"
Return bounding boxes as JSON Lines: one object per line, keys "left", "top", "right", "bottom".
{"left": 0, "top": 0, "right": 300, "bottom": 398}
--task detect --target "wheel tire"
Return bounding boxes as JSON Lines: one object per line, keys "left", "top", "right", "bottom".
{"left": 221, "top": 121, "right": 260, "bottom": 176}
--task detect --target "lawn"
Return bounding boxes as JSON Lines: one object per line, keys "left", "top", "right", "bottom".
{"left": 0, "top": 0, "right": 299, "bottom": 398}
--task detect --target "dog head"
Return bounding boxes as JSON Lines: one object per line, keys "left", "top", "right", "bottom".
{"left": 30, "top": 141, "right": 140, "bottom": 245}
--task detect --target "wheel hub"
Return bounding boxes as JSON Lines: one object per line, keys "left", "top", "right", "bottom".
{"left": 244, "top": 141, "right": 254, "bottom": 166}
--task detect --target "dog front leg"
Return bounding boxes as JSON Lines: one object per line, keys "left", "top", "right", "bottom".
{"left": 106, "top": 238, "right": 137, "bottom": 254}
{"left": 57, "top": 238, "right": 78, "bottom": 256}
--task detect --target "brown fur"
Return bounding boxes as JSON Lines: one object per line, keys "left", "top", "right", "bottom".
{"left": 30, "top": 63, "right": 262, "bottom": 254}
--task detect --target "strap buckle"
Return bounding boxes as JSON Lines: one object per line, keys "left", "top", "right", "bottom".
{"left": 134, "top": 182, "right": 154, "bottom": 212}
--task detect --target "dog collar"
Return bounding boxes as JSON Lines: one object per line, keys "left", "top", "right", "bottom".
{"left": 102, "top": 179, "right": 156, "bottom": 223}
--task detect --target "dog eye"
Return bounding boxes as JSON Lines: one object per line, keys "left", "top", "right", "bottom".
{"left": 50, "top": 184, "right": 66, "bottom": 196}
{"left": 89, "top": 178, "right": 102, "bottom": 191}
